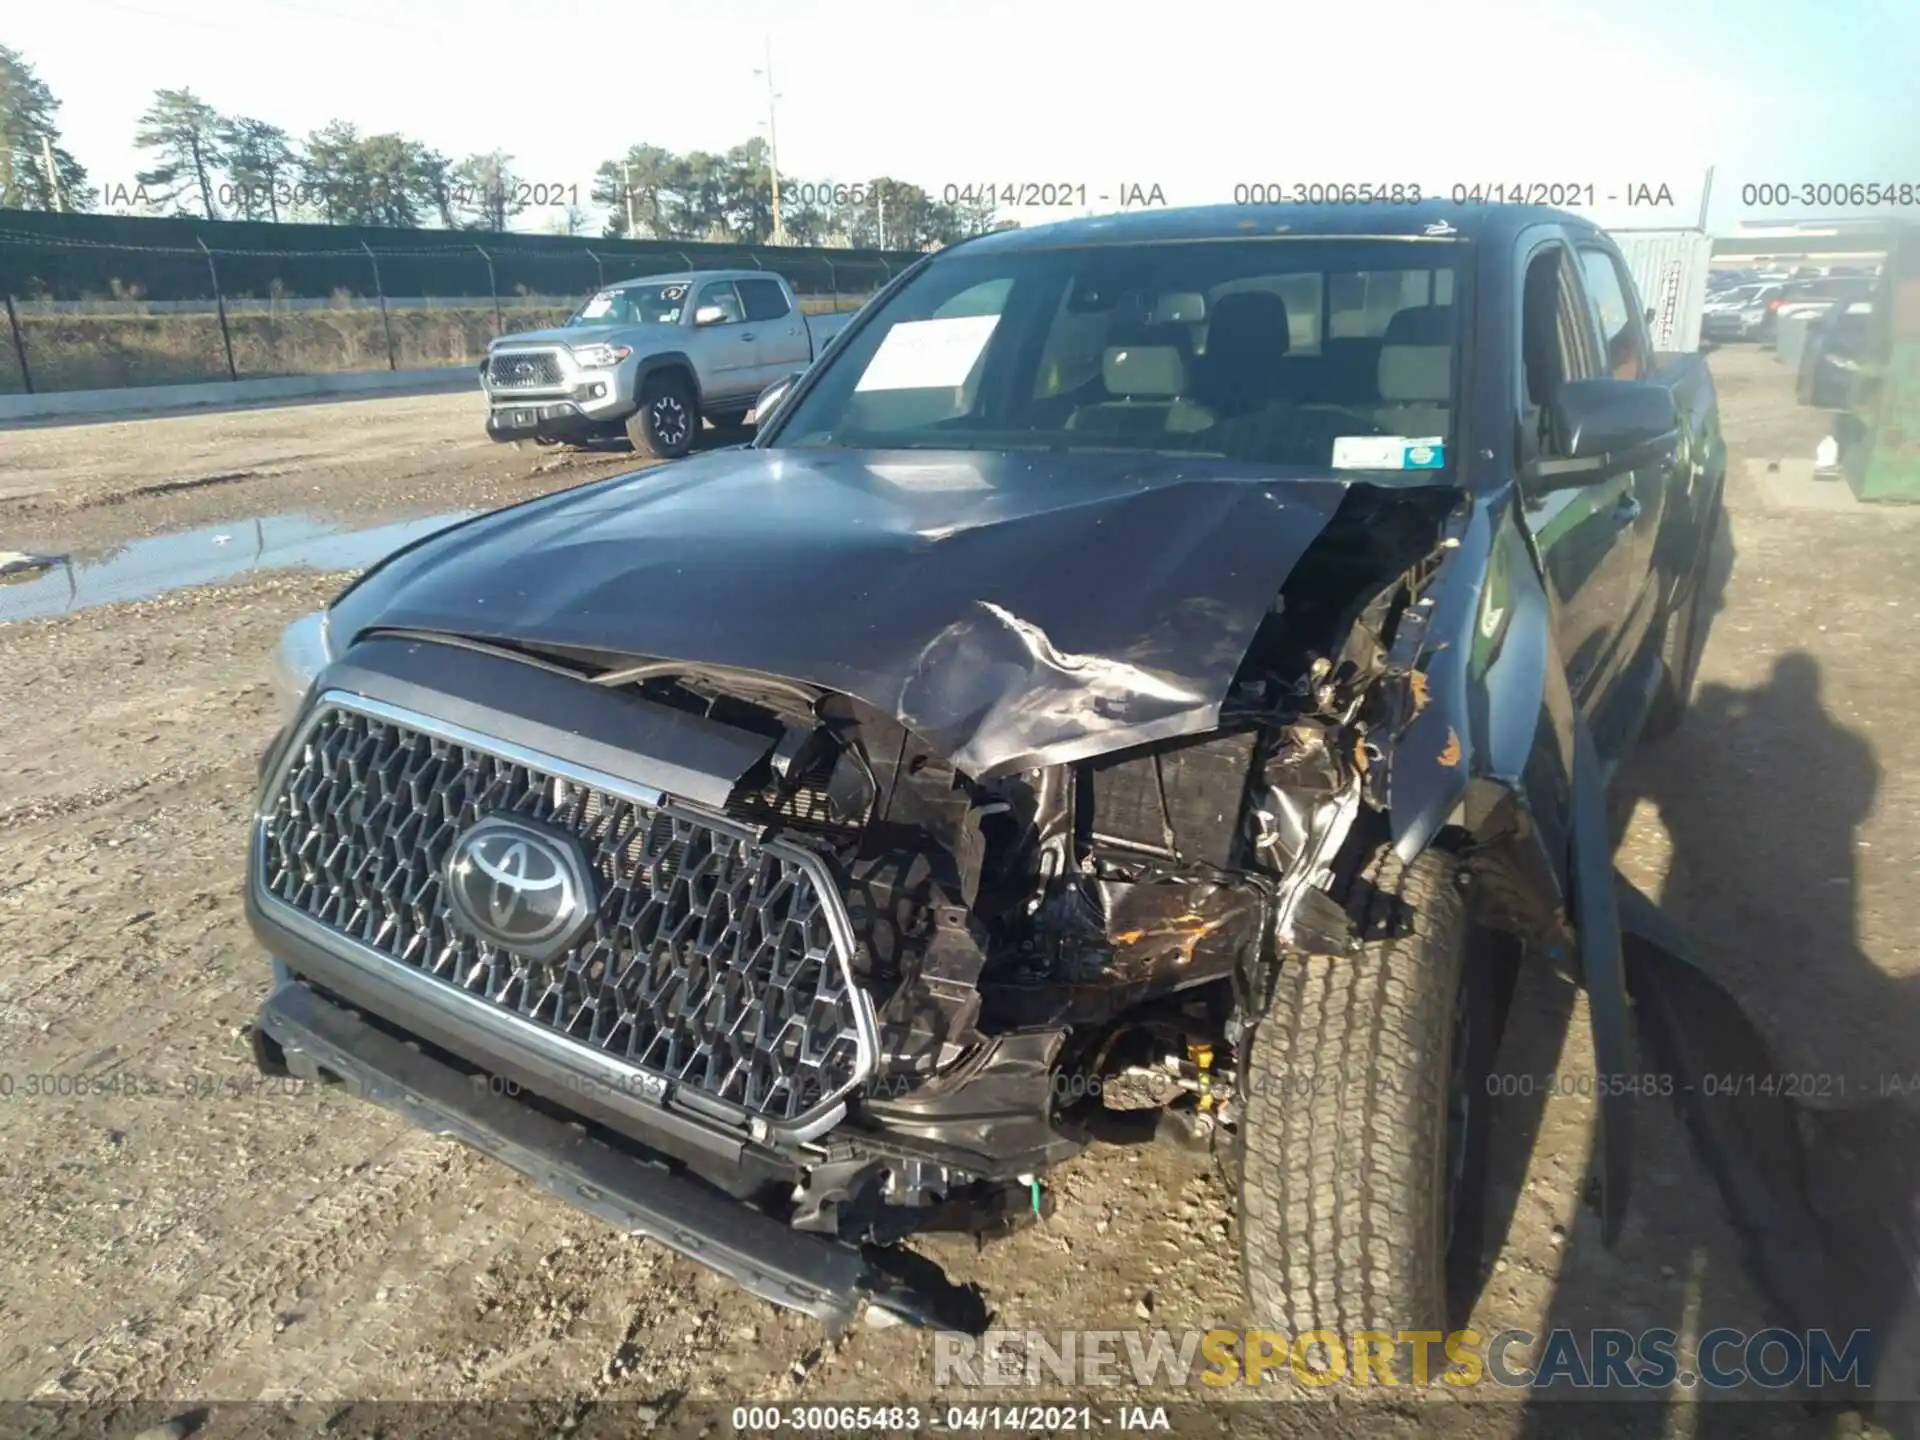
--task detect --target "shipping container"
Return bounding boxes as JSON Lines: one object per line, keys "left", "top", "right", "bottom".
{"left": 1610, "top": 228, "right": 1714, "bottom": 353}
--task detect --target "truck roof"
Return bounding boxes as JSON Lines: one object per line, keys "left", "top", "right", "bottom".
{"left": 600, "top": 269, "right": 782, "bottom": 289}
{"left": 958, "top": 200, "right": 1614, "bottom": 253}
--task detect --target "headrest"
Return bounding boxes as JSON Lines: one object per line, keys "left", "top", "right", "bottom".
{"left": 1101, "top": 346, "right": 1186, "bottom": 398}
{"left": 1206, "top": 290, "right": 1292, "bottom": 357}
{"left": 1378, "top": 306, "right": 1453, "bottom": 403}
{"left": 1152, "top": 292, "right": 1207, "bottom": 324}
{"left": 1381, "top": 304, "right": 1454, "bottom": 347}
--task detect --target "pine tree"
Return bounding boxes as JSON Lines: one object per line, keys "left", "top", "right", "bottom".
{"left": 0, "top": 45, "right": 88, "bottom": 211}
{"left": 134, "top": 88, "right": 226, "bottom": 218}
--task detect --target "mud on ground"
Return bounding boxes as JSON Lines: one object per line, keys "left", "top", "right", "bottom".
{"left": 0, "top": 349, "right": 1915, "bottom": 1437}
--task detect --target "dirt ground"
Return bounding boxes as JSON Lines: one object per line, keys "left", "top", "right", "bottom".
{"left": 0, "top": 351, "right": 1915, "bottom": 1439}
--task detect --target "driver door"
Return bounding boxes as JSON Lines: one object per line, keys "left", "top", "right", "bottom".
{"left": 689, "top": 279, "right": 756, "bottom": 402}
{"left": 1514, "top": 237, "right": 1638, "bottom": 721}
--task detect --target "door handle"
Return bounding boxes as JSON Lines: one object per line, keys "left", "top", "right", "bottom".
{"left": 741, "top": 331, "right": 756, "bottom": 341}
{"left": 1614, "top": 493, "right": 1643, "bottom": 525}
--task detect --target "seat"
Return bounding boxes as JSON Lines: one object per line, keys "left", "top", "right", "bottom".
{"left": 1191, "top": 291, "right": 1292, "bottom": 418}
{"left": 1372, "top": 304, "right": 1453, "bottom": 437}
{"left": 1066, "top": 345, "right": 1213, "bottom": 437}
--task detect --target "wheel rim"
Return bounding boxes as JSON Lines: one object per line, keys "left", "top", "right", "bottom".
{"left": 651, "top": 395, "right": 689, "bottom": 448}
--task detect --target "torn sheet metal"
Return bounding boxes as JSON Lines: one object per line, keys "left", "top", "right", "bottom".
{"left": 325, "top": 447, "right": 1354, "bottom": 781}
{"left": 985, "top": 874, "right": 1270, "bottom": 1028}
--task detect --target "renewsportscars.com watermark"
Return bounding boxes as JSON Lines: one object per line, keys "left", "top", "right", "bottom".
{"left": 933, "top": 1327, "right": 1878, "bottom": 1392}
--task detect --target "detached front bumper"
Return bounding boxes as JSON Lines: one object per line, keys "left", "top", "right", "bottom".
{"left": 252, "top": 971, "right": 987, "bottom": 1334}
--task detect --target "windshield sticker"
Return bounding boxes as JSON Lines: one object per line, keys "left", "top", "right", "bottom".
{"left": 1332, "top": 436, "right": 1446, "bottom": 470}
{"left": 854, "top": 315, "right": 1001, "bottom": 392}
{"left": 580, "top": 292, "right": 615, "bottom": 319}
{"left": 662, "top": 285, "right": 687, "bottom": 301}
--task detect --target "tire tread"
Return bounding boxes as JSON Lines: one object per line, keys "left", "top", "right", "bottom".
{"left": 1238, "top": 846, "right": 1465, "bottom": 1336}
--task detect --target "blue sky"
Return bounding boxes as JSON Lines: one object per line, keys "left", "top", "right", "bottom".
{"left": 12, "top": 0, "right": 1919, "bottom": 235}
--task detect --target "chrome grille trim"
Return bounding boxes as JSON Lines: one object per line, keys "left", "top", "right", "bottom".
{"left": 486, "top": 349, "right": 565, "bottom": 388}
{"left": 253, "top": 691, "right": 879, "bottom": 1138}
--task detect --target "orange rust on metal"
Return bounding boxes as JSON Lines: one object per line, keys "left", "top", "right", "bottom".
{"left": 1114, "top": 917, "right": 1226, "bottom": 964}
{"left": 1437, "top": 728, "right": 1462, "bottom": 767}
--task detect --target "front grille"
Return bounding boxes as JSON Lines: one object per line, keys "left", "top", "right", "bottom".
{"left": 486, "top": 350, "right": 564, "bottom": 388}
{"left": 256, "top": 700, "right": 873, "bottom": 1127}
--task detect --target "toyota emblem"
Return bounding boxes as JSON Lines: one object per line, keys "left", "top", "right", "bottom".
{"left": 444, "top": 816, "right": 595, "bottom": 960}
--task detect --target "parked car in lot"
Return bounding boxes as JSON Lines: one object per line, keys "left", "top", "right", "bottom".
{"left": 254, "top": 201, "right": 1724, "bottom": 1336}
{"left": 1772, "top": 275, "right": 1878, "bottom": 327}
{"left": 1702, "top": 282, "right": 1785, "bottom": 341}
{"left": 479, "top": 271, "right": 855, "bottom": 458}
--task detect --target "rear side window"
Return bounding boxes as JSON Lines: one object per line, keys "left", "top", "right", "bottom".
{"left": 1212, "top": 274, "right": 1323, "bottom": 354}
{"left": 737, "top": 278, "right": 792, "bottom": 322}
{"left": 1577, "top": 248, "right": 1649, "bottom": 380}
{"left": 1328, "top": 269, "right": 1455, "bottom": 338}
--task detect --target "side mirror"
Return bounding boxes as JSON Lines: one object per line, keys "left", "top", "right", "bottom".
{"left": 750, "top": 371, "right": 803, "bottom": 426}
{"left": 1644, "top": 305, "right": 1657, "bottom": 328}
{"left": 694, "top": 305, "right": 729, "bottom": 327}
{"left": 1526, "top": 379, "right": 1679, "bottom": 491}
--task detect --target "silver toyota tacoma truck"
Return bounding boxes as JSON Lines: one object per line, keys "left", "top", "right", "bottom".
{"left": 481, "top": 270, "right": 854, "bottom": 458}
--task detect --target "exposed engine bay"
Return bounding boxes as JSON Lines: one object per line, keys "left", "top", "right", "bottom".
{"left": 464, "top": 483, "right": 1466, "bottom": 1247}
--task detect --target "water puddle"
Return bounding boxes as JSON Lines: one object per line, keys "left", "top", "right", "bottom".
{"left": 0, "top": 510, "right": 474, "bottom": 622}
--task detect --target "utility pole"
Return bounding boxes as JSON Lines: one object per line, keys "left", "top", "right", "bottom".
{"left": 1696, "top": 164, "right": 1715, "bottom": 232}
{"left": 622, "top": 161, "right": 637, "bottom": 237}
{"left": 755, "top": 37, "right": 785, "bottom": 244}
{"left": 39, "top": 135, "right": 64, "bottom": 212}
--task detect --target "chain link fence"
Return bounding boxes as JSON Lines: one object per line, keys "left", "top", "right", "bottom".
{"left": 0, "top": 219, "right": 916, "bottom": 395}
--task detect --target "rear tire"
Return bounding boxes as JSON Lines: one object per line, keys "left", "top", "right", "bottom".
{"left": 1237, "top": 846, "right": 1496, "bottom": 1339}
{"left": 626, "top": 372, "right": 697, "bottom": 460}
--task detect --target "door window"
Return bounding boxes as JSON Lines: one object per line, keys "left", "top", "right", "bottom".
{"left": 1577, "top": 248, "right": 1649, "bottom": 380}
{"left": 737, "top": 278, "right": 792, "bottom": 322}
{"left": 694, "top": 281, "right": 745, "bottom": 324}
{"left": 1519, "top": 243, "right": 1602, "bottom": 452}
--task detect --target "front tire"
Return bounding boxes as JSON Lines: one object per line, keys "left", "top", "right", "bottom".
{"left": 1237, "top": 846, "right": 1494, "bottom": 1338}
{"left": 626, "top": 372, "right": 697, "bottom": 460}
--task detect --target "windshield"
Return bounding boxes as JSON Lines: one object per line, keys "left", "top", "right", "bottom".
{"left": 768, "top": 238, "right": 1463, "bottom": 476}
{"left": 565, "top": 281, "right": 692, "bottom": 327}
{"left": 1717, "top": 285, "right": 1765, "bottom": 304}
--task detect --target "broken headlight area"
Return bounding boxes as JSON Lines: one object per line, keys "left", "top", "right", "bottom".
{"left": 505, "top": 486, "right": 1466, "bottom": 1245}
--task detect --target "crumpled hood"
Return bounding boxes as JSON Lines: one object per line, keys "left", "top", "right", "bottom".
{"left": 329, "top": 448, "right": 1356, "bottom": 779}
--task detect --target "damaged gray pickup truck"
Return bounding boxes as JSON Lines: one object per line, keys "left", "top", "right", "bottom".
{"left": 248, "top": 201, "right": 1727, "bottom": 1335}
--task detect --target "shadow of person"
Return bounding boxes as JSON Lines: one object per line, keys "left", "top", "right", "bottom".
{"left": 1505, "top": 649, "right": 1920, "bottom": 1438}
